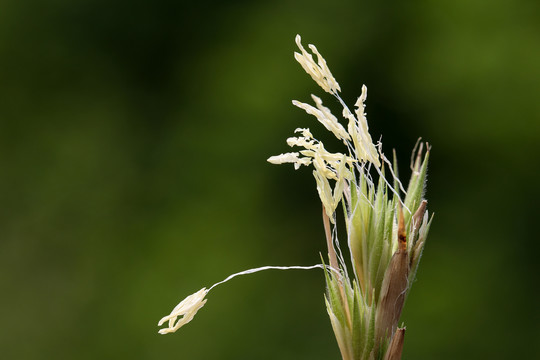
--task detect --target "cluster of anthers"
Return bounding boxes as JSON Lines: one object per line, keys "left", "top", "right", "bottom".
{"left": 268, "top": 35, "right": 382, "bottom": 222}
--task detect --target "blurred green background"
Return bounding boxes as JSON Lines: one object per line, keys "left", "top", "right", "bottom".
{"left": 1, "top": 0, "right": 538, "bottom": 359}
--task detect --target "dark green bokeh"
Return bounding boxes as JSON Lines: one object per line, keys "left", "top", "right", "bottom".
{"left": 1, "top": 0, "right": 538, "bottom": 359}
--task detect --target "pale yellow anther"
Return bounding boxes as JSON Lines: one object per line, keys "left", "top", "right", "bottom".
{"left": 317, "top": 147, "right": 353, "bottom": 168}
{"left": 158, "top": 288, "right": 208, "bottom": 334}
{"left": 286, "top": 136, "right": 317, "bottom": 150}
{"left": 267, "top": 152, "right": 311, "bottom": 169}
{"left": 294, "top": 35, "right": 341, "bottom": 94}
{"left": 343, "top": 103, "right": 380, "bottom": 167}
{"left": 354, "top": 86, "right": 379, "bottom": 166}
{"left": 292, "top": 99, "right": 350, "bottom": 143}
{"left": 312, "top": 152, "right": 337, "bottom": 180}
{"left": 294, "top": 128, "right": 313, "bottom": 139}
{"left": 311, "top": 95, "right": 350, "bottom": 142}
{"left": 313, "top": 167, "right": 336, "bottom": 222}
{"left": 332, "top": 156, "right": 351, "bottom": 207}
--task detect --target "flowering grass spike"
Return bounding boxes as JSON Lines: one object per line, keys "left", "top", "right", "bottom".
{"left": 158, "top": 35, "right": 432, "bottom": 360}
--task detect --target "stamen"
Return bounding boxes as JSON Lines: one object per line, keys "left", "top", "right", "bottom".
{"left": 157, "top": 264, "right": 338, "bottom": 334}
